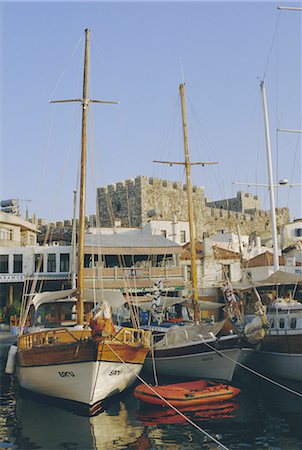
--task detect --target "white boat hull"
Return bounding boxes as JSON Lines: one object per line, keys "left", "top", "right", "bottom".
{"left": 145, "top": 347, "right": 246, "bottom": 382}
{"left": 17, "top": 360, "right": 142, "bottom": 406}
{"left": 251, "top": 350, "right": 302, "bottom": 382}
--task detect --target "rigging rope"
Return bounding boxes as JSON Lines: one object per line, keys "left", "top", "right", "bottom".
{"left": 262, "top": 7, "right": 282, "bottom": 81}
{"left": 49, "top": 35, "right": 84, "bottom": 100}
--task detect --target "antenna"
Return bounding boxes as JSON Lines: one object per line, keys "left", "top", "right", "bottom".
{"left": 179, "top": 57, "right": 185, "bottom": 84}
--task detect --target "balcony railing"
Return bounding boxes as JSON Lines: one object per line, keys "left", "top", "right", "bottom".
{"left": 84, "top": 266, "right": 185, "bottom": 290}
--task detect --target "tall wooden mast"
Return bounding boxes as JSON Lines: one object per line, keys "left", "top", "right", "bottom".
{"left": 179, "top": 83, "right": 198, "bottom": 321}
{"left": 50, "top": 28, "right": 118, "bottom": 324}
{"left": 76, "top": 28, "right": 90, "bottom": 323}
{"left": 154, "top": 83, "right": 217, "bottom": 322}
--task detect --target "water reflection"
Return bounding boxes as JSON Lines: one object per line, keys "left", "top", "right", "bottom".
{"left": 15, "top": 395, "right": 144, "bottom": 450}
{"left": 1, "top": 370, "right": 302, "bottom": 450}
{"left": 136, "top": 402, "right": 240, "bottom": 426}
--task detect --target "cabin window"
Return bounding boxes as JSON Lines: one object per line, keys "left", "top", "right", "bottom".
{"left": 0, "top": 255, "right": 9, "bottom": 273}
{"left": 13, "top": 254, "right": 23, "bottom": 273}
{"left": 180, "top": 230, "right": 186, "bottom": 243}
{"left": 160, "top": 230, "right": 167, "bottom": 238}
{"left": 60, "top": 253, "right": 70, "bottom": 272}
{"left": 290, "top": 318, "right": 297, "bottom": 329}
{"left": 47, "top": 254, "right": 56, "bottom": 272}
{"left": 279, "top": 318, "right": 285, "bottom": 329}
{"left": 34, "top": 254, "right": 43, "bottom": 272}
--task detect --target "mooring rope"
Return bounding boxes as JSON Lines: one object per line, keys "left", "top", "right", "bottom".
{"left": 202, "top": 341, "right": 302, "bottom": 398}
{"left": 104, "top": 341, "right": 230, "bottom": 450}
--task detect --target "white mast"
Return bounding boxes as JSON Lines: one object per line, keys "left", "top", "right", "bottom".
{"left": 260, "top": 80, "right": 279, "bottom": 272}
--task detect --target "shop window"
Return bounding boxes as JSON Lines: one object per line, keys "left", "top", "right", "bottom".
{"left": 47, "top": 254, "right": 56, "bottom": 272}
{"left": 60, "top": 253, "right": 70, "bottom": 272}
{"left": 0, "top": 255, "right": 9, "bottom": 273}
{"left": 35, "top": 254, "right": 43, "bottom": 272}
{"left": 13, "top": 254, "right": 23, "bottom": 273}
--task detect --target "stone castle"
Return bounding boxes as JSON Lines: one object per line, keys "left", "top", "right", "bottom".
{"left": 96, "top": 176, "right": 290, "bottom": 239}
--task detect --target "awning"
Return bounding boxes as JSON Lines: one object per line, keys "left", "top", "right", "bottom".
{"left": 31, "top": 288, "right": 126, "bottom": 310}
{"left": 84, "top": 246, "right": 182, "bottom": 255}
{"left": 257, "top": 270, "right": 302, "bottom": 286}
{"left": 231, "top": 270, "right": 302, "bottom": 291}
{"left": 83, "top": 289, "right": 126, "bottom": 308}
{"left": 31, "top": 289, "right": 77, "bottom": 310}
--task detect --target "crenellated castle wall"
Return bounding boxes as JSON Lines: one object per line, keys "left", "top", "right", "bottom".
{"left": 96, "top": 176, "right": 290, "bottom": 237}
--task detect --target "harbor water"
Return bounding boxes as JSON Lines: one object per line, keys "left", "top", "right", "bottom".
{"left": 1, "top": 344, "right": 301, "bottom": 449}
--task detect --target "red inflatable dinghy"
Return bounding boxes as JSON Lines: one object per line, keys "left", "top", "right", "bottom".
{"left": 134, "top": 379, "right": 240, "bottom": 407}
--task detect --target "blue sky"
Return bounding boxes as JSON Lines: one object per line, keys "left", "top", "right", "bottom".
{"left": 1, "top": 1, "right": 301, "bottom": 223}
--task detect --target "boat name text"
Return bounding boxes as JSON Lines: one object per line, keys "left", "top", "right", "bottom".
{"left": 109, "top": 370, "right": 121, "bottom": 376}
{"left": 58, "top": 371, "right": 75, "bottom": 377}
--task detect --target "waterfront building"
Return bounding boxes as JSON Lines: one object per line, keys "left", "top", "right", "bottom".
{"left": 241, "top": 252, "right": 286, "bottom": 282}
{"left": 280, "top": 218, "right": 302, "bottom": 249}
{"left": 0, "top": 217, "right": 185, "bottom": 310}
{"left": 83, "top": 226, "right": 184, "bottom": 292}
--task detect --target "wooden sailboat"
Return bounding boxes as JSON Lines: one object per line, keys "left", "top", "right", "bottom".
{"left": 145, "top": 83, "right": 260, "bottom": 382}
{"left": 14, "top": 29, "right": 150, "bottom": 413}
